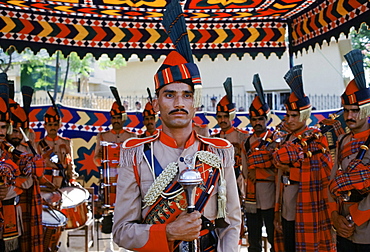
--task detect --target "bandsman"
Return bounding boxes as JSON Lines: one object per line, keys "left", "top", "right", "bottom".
{"left": 329, "top": 49, "right": 370, "bottom": 251}
{"left": 112, "top": 1, "right": 241, "bottom": 250}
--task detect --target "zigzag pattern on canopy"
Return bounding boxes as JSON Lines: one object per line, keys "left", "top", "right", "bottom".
{"left": 290, "top": 0, "right": 370, "bottom": 54}
{"left": 0, "top": 0, "right": 368, "bottom": 60}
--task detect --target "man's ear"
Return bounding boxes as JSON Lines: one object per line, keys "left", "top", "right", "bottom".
{"left": 152, "top": 98, "right": 159, "bottom": 113}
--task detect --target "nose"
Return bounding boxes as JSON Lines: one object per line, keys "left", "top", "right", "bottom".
{"left": 174, "top": 95, "right": 185, "bottom": 108}
{"left": 286, "top": 116, "right": 294, "bottom": 124}
{"left": 347, "top": 110, "right": 356, "bottom": 120}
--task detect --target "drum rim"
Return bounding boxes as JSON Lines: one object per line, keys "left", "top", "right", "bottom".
{"left": 59, "top": 186, "right": 90, "bottom": 208}
{"left": 42, "top": 209, "right": 67, "bottom": 226}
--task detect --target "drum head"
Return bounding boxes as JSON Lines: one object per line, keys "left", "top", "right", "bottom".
{"left": 40, "top": 190, "right": 62, "bottom": 207}
{"left": 42, "top": 208, "right": 67, "bottom": 226}
{"left": 60, "top": 187, "right": 89, "bottom": 209}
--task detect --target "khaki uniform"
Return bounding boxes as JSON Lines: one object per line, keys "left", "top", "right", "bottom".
{"left": 36, "top": 136, "right": 77, "bottom": 188}
{"left": 213, "top": 127, "right": 249, "bottom": 199}
{"left": 113, "top": 131, "right": 241, "bottom": 251}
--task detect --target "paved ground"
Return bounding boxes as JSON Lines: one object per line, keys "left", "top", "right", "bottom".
{"left": 56, "top": 222, "right": 268, "bottom": 252}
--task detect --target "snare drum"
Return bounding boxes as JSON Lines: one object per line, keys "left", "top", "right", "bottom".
{"left": 60, "top": 187, "right": 90, "bottom": 229}
{"left": 40, "top": 186, "right": 62, "bottom": 209}
{"left": 42, "top": 208, "right": 67, "bottom": 252}
{"left": 102, "top": 143, "right": 120, "bottom": 207}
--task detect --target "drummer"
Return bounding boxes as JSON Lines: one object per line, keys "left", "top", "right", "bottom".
{"left": 7, "top": 85, "right": 44, "bottom": 252}
{"left": 0, "top": 73, "right": 34, "bottom": 252}
{"left": 93, "top": 100, "right": 137, "bottom": 166}
{"left": 36, "top": 102, "right": 79, "bottom": 189}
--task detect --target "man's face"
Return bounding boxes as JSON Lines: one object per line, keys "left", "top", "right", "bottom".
{"left": 110, "top": 114, "right": 124, "bottom": 130}
{"left": 0, "top": 121, "right": 7, "bottom": 140}
{"left": 6, "top": 126, "right": 23, "bottom": 146}
{"left": 44, "top": 121, "right": 61, "bottom": 136}
{"left": 153, "top": 82, "right": 195, "bottom": 130}
{"left": 216, "top": 112, "right": 232, "bottom": 131}
{"left": 343, "top": 104, "right": 368, "bottom": 131}
{"left": 284, "top": 109, "right": 306, "bottom": 133}
{"left": 250, "top": 115, "right": 267, "bottom": 135}
{"left": 143, "top": 115, "right": 156, "bottom": 132}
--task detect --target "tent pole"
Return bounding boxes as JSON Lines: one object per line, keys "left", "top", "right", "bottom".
{"left": 287, "top": 20, "right": 294, "bottom": 68}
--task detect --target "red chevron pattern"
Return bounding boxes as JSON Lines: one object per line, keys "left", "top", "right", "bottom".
{"left": 0, "top": 0, "right": 368, "bottom": 59}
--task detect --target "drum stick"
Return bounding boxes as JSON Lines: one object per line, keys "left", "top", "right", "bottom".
{"left": 57, "top": 189, "right": 74, "bottom": 201}
{"left": 19, "top": 127, "right": 37, "bottom": 156}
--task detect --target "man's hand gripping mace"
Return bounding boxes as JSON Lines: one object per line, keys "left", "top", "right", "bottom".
{"left": 178, "top": 155, "right": 203, "bottom": 252}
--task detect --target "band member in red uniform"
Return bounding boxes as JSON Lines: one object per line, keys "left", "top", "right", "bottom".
{"left": 212, "top": 77, "right": 248, "bottom": 245}
{"left": 36, "top": 100, "right": 79, "bottom": 189}
{"left": 244, "top": 74, "right": 276, "bottom": 252}
{"left": 272, "top": 65, "right": 334, "bottom": 252}
{"left": 329, "top": 49, "right": 370, "bottom": 251}
{"left": 140, "top": 89, "right": 159, "bottom": 138}
{"left": 93, "top": 89, "right": 137, "bottom": 167}
{"left": 0, "top": 73, "right": 34, "bottom": 252}
{"left": 7, "top": 85, "right": 43, "bottom": 252}
{"left": 113, "top": 1, "right": 241, "bottom": 251}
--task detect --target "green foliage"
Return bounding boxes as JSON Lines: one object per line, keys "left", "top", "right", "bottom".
{"left": 20, "top": 50, "right": 94, "bottom": 91}
{"left": 98, "top": 54, "right": 126, "bottom": 69}
{"left": 350, "top": 23, "right": 370, "bottom": 69}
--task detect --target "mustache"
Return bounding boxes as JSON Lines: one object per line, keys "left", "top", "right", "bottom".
{"left": 253, "top": 124, "right": 262, "bottom": 128}
{"left": 169, "top": 109, "right": 189, "bottom": 115}
{"left": 346, "top": 119, "right": 356, "bottom": 123}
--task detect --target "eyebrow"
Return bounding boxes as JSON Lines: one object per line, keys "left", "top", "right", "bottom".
{"left": 162, "top": 89, "right": 193, "bottom": 94}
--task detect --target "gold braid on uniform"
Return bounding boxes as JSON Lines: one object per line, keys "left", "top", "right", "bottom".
{"left": 195, "top": 151, "right": 221, "bottom": 168}
{"left": 142, "top": 162, "right": 179, "bottom": 209}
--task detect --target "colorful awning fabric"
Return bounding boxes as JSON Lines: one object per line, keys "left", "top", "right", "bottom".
{"left": 0, "top": 0, "right": 368, "bottom": 60}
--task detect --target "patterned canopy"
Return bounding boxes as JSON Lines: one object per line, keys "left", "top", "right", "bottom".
{"left": 0, "top": 0, "right": 369, "bottom": 61}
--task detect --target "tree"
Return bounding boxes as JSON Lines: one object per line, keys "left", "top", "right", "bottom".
{"left": 350, "top": 23, "right": 370, "bottom": 69}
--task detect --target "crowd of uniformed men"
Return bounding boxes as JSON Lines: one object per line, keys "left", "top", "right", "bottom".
{"left": 0, "top": 2, "right": 369, "bottom": 252}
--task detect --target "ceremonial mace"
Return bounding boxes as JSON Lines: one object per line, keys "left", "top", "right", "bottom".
{"left": 178, "top": 155, "right": 202, "bottom": 252}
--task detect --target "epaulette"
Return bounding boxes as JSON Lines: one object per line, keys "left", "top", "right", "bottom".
{"left": 197, "top": 135, "right": 232, "bottom": 149}
{"left": 193, "top": 123, "right": 208, "bottom": 129}
{"left": 122, "top": 133, "right": 159, "bottom": 149}
{"left": 59, "top": 136, "right": 71, "bottom": 141}
{"left": 235, "top": 128, "right": 250, "bottom": 135}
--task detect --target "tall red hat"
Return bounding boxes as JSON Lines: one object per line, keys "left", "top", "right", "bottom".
{"left": 9, "top": 99, "right": 28, "bottom": 129}
{"left": 217, "top": 77, "right": 236, "bottom": 120}
{"left": 154, "top": 0, "right": 202, "bottom": 108}
{"left": 45, "top": 91, "right": 61, "bottom": 123}
{"left": 110, "top": 101, "right": 126, "bottom": 116}
{"left": 44, "top": 106, "right": 60, "bottom": 123}
{"left": 249, "top": 74, "right": 270, "bottom": 119}
{"left": 341, "top": 49, "right": 370, "bottom": 119}
{"left": 284, "top": 65, "right": 311, "bottom": 122}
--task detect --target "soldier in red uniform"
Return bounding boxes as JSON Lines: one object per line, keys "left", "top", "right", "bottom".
{"left": 36, "top": 104, "right": 79, "bottom": 189}
{"left": 212, "top": 78, "right": 248, "bottom": 245}
{"left": 272, "top": 65, "right": 334, "bottom": 252}
{"left": 140, "top": 95, "right": 159, "bottom": 137}
{"left": 93, "top": 98, "right": 136, "bottom": 166}
{"left": 244, "top": 74, "right": 276, "bottom": 252}
{"left": 7, "top": 86, "right": 44, "bottom": 252}
{"left": 112, "top": 1, "right": 241, "bottom": 251}
{"left": 0, "top": 73, "right": 34, "bottom": 252}
{"left": 329, "top": 49, "right": 370, "bottom": 252}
